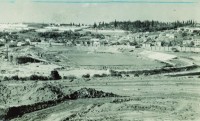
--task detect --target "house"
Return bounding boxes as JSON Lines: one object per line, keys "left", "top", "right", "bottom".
{"left": 192, "top": 36, "right": 200, "bottom": 46}
{"left": 91, "top": 38, "right": 108, "bottom": 47}
{"left": 156, "top": 41, "right": 162, "bottom": 46}
{"left": 66, "top": 41, "right": 73, "bottom": 46}
{"left": 183, "top": 40, "right": 191, "bottom": 45}
{"left": 177, "top": 27, "right": 184, "bottom": 32}
{"left": 75, "top": 36, "right": 108, "bottom": 47}
{"left": 166, "top": 34, "right": 175, "bottom": 39}
{"left": 189, "top": 28, "right": 200, "bottom": 33}
{"left": 10, "top": 40, "right": 14, "bottom": 43}
{"left": 93, "top": 39, "right": 101, "bottom": 47}
{"left": 142, "top": 43, "right": 151, "bottom": 48}
{"left": 75, "top": 36, "right": 92, "bottom": 46}
{"left": 17, "top": 42, "right": 26, "bottom": 47}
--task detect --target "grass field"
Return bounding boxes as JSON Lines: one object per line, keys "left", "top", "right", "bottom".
{"left": 66, "top": 53, "right": 163, "bottom": 66}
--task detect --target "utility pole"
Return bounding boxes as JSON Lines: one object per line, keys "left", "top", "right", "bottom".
{"left": 49, "top": 39, "right": 52, "bottom": 47}
{"left": 5, "top": 35, "right": 9, "bottom": 61}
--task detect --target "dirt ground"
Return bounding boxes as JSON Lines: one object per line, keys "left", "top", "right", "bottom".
{"left": 0, "top": 75, "right": 199, "bottom": 121}
{"left": 1, "top": 45, "right": 200, "bottom": 121}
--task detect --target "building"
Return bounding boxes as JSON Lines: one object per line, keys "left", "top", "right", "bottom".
{"left": 166, "top": 34, "right": 175, "bottom": 39}
{"left": 179, "top": 27, "right": 200, "bottom": 33}
{"left": 75, "top": 36, "right": 92, "bottom": 46}
{"left": 192, "top": 36, "right": 200, "bottom": 46}
{"left": 156, "top": 41, "right": 162, "bottom": 46}
{"left": 74, "top": 36, "right": 107, "bottom": 47}
{"left": 189, "top": 28, "right": 200, "bottom": 33}
{"left": 92, "top": 39, "right": 101, "bottom": 47}
{"left": 17, "top": 42, "right": 26, "bottom": 47}
{"left": 142, "top": 43, "right": 151, "bottom": 48}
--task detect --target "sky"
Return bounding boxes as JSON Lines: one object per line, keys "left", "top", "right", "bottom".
{"left": 0, "top": 0, "right": 200, "bottom": 24}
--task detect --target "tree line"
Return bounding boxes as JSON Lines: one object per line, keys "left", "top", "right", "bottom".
{"left": 94, "top": 20, "right": 196, "bottom": 32}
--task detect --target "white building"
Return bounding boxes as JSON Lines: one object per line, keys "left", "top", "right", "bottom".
{"left": 17, "top": 42, "right": 26, "bottom": 47}
{"left": 91, "top": 38, "right": 100, "bottom": 47}
{"left": 166, "top": 34, "right": 175, "bottom": 39}
{"left": 189, "top": 28, "right": 200, "bottom": 33}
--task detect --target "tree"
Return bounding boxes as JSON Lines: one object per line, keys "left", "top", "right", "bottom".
{"left": 93, "top": 22, "right": 97, "bottom": 28}
{"left": 161, "top": 40, "right": 168, "bottom": 47}
{"left": 50, "top": 70, "right": 61, "bottom": 80}
{"left": 114, "top": 19, "right": 117, "bottom": 29}
{"left": 190, "top": 41, "right": 195, "bottom": 47}
{"left": 182, "top": 32, "right": 187, "bottom": 37}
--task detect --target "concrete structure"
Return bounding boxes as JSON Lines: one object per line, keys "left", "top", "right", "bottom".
{"left": 192, "top": 37, "right": 200, "bottom": 46}
{"left": 75, "top": 37, "right": 107, "bottom": 47}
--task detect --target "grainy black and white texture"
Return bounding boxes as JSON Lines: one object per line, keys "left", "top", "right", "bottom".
{"left": 0, "top": 0, "right": 200, "bottom": 121}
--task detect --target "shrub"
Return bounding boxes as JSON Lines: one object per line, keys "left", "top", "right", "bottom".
{"left": 11, "top": 75, "right": 19, "bottom": 80}
{"left": 1, "top": 70, "right": 6, "bottom": 74}
{"left": 30, "top": 75, "right": 39, "bottom": 80}
{"left": 55, "top": 59, "right": 61, "bottom": 62}
{"left": 93, "top": 74, "right": 102, "bottom": 77}
{"left": 110, "top": 71, "right": 122, "bottom": 77}
{"left": 3, "top": 76, "right": 9, "bottom": 81}
{"left": 63, "top": 75, "right": 77, "bottom": 80}
{"left": 9, "top": 43, "right": 17, "bottom": 47}
{"left": 82, "top": 74, "right": 90, "bottom": 78}
{"left": 93, "top": 73, "right": 108, "bottom": 78}
{"left": 50, "top": 70, "right": 61, "bottom": 80}
{"left": 125, "top": 74, "right": 130, "bottom": 77}
{"left": 134, "top": 73, "right": 139, "bottom": 77}
{"left": 0, "top": 43, "right": 4, "bottom": 47}
{"left": 19, "top": 77, "right": 29, "bottom": 81}
{"left": 30, "top": 75, "right": 49, "bottom": 80}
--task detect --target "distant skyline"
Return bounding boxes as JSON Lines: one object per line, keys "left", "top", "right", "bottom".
{"left": 0, "top": 0, "right": 200, "bottom": 24}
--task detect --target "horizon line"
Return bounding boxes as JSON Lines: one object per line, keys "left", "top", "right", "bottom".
{"left": 32, "top": 0, "right": 196, "bottom": 4}
{"left": 0, "top": 20, "right": 199, "bottom": 24}
{"left": 1, "top": 0, "right": 197, "bottom": 4}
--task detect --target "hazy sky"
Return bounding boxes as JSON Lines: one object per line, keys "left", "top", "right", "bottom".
{"left": 0, "top": 0, "right": 200, "bottom": 24}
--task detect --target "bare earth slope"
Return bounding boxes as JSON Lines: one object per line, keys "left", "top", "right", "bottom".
{"left": 0, "top": 76, "right": 199, "bottom": 121}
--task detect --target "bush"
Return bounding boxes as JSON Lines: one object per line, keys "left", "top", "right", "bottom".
{"left": 3, "top": 76, "right": 9, "bottom": 81}
{"left": 9, "top": 43, "right": 17, "bottom": 47}
{"left": 30, "top": 75, "right": 49, "bottom": 80}
{"left": 93, "top": 73, "right": 108, "bottom": 78}
{"left": 50, "top": 70, "right": 61, "bottom": 80}
{"left": 134, "top": 73, "right": 139, "bottom": 77}
{"left": 19, "top": 77, "right": 29, "bottom": 81}
{"left": 63, "top": 75, "right": 77, "bottom": 80}
{"left": 0, "top": 43, "right": 4, "bottom": 47}
{"left": 11, "top": 75, "right": 19, "bottom": 80}
{"left": 55, "top": 59, "right": 61, "bottom": 62}
{"left": 110, "top": 71, "right": 122, "bottom": 77}
{"left": 82, "top": 74, "right": 90, "bottom": 78}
